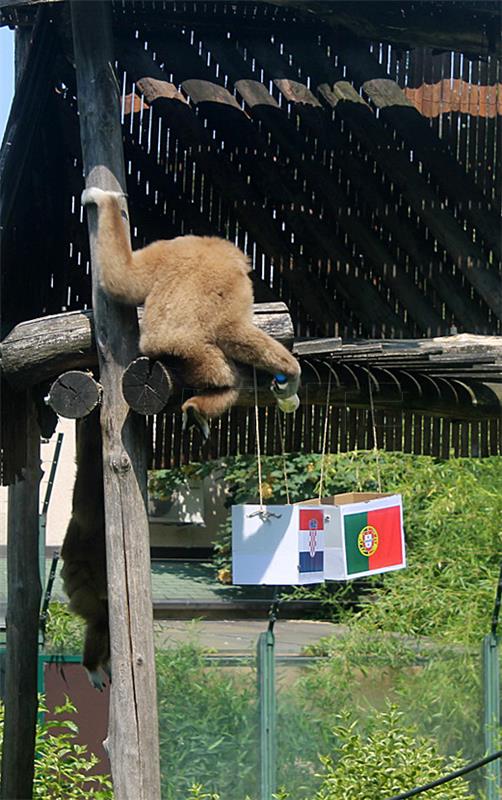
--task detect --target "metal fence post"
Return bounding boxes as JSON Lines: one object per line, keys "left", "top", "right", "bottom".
{"left": 39, "top": 432, "right": 64, "bottom": 598}
{"left": 483, "top": 632, "right": 500, "bottom": 800}
{"left": 257, "top": 628, "right": 276, "bottom": 800}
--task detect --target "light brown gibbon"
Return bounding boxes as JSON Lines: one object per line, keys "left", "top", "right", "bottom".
{"left": 61, "top": 409, "right": 109, "bottom": 691}
{"left": 82, "top": 188, "right": 301, "bottom": 437}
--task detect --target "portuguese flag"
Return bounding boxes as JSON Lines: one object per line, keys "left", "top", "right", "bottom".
{"left": 343, "top": 504, "right": 403, "bottom": 576}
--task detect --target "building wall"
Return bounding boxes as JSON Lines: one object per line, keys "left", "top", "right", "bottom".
{"left": 0, "top": 419, "right": 227, "bottom": 551}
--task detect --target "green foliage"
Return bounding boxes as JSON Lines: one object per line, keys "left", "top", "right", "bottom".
{"left": 151, "top": 452, "right": 502, "bottom": 644}
{"left": 300, "top": 627, "right": 482, "bottom": 762}
{"left": 310, "top": 707, "right": 474, "bottom": 800}
{"left": 0, "top": 698, "right": 112, "bottom": 799}
{"left": 156, "top": 643, "right": 258, "bottom": 799}
{"left": 186, "top": 785, "right": 221, "bottom": 800}
{"left": 350, "top": 455, "right": 502, "bottom": 646}
{"left": 185, "top": 707, "right": 475, "bottom": 800}
{"left": 44, "top": 601, "right": 85, "bottom": 655}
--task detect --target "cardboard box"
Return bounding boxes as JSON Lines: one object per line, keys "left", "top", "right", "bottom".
{"left": 296, "top": 492, "right": 393, "bottom": 506}
{"left": 232, "top": 494, "right": 405, "bottom": 585}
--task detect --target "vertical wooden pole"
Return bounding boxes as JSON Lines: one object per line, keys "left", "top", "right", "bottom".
{"left": 70, "top": 3, "right": 161, "bottom": 799}
{"left": 0, "top": 392, "right": 41, "bottom": 800}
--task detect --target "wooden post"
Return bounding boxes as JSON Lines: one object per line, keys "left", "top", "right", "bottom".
{"left": 0, "top": 392, "right": 41, "bottom": 800}
{"left": 70, "top": 3, "right": 161, "bottom": 798}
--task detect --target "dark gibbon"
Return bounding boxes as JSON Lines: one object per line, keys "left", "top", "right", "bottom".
{"left": 61, "top": 409, "right": 109, "bottom": 690}
{"left": 82, "top": 188, "right": 301, "bottom": 436}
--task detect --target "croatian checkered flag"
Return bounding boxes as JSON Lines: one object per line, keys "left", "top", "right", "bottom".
{"left": 298, "top": 509, "right": 324, "bottom": 575}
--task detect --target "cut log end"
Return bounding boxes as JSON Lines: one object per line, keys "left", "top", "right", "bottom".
{"left": 47, "top": 371, "right": 101, "bottom": 419}
{"left": 122, "top": 357, "right": 173, "bottom": 415}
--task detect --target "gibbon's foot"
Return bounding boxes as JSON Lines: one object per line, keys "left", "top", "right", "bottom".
{"left": 86, "top": 667, "right": 107, "bottom": 692}
{"left": 81, "top": 187, "right": 127, "bottom": 207}
{"left": 182, "top": 404, "right": 210, "bottom": 441}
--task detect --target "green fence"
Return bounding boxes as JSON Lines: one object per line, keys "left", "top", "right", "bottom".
{"left": 20, "top": 619, "right": 500, "bottom": 800}
{"left": 150, "top": 626, "right": 498, "bottom": 800}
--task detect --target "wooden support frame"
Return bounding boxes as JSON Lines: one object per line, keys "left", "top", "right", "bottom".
{"left": 0, "top": 303, "right": 294, "bottom": 389}
{"left": 70, "top": 2, "right": 161, "bottom": 798}
{"left": 0, "top": 392, "right": 41, "bottom": 800}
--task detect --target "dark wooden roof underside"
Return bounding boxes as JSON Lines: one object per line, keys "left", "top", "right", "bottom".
{"left": 1, "top": 2, "right": 501, "bottom": 474}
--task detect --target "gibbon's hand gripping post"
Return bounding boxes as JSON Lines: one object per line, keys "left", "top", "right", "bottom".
{"left": 70, "top": 3, "right": 160, "bottom": 799}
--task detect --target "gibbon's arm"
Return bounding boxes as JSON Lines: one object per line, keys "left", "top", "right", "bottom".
{"left": 81, "top": 188, "right": 155, "bottom": 305}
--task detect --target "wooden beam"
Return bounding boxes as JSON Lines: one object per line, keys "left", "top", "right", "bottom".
{"left": 0, "top": 391, "right": 41, "bottom": 800}
{"left": 70, "top": 3, "right": 160, "bottom": 799}
{"left": 266, "top": 1, "right": 501, "bottom": 58}
{"left": 1, "top": 0, "right": 500, "bottom": 58}
{"left": 0, "top": 303, "right": 294, "bottom": 388}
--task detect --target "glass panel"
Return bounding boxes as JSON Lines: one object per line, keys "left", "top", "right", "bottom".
{"left": 155, "top": 620, "right": 259, "bottom": 800}
{"left": 275, "top": 631, "right": 485, "bottom": 799}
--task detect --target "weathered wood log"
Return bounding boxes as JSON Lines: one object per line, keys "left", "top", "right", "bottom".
{"left": 47, "top": 370, "right": 101, "bottom": 418}
{"left": 122, "top": 358, "right": 173, "bottom": 415}
{"left": 3, "top": 1, "right": 499, "bottom": 58}
{"left": 70, "top": 3, "right": 160, "bottom": 799}
{"left": 0, "top": 391, "right": 41, "bottom": 800}
{"left": 0, "top": 302, "right": 294, "bottom": 389}
{"left": 192, "top": 370, "right": 502, "bottom": 421}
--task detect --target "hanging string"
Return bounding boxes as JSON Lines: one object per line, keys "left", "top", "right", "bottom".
{"left": 368, "top": 372, "right": 383, "bottom": 493}
{"left": 253, "top": 367, "right": 264, "bottom": 510}
{"left": 275, "top": 406, "right": 291, "bottom": 505}
{"left": 318, "top": 370, "right": 332, "bottom": 503}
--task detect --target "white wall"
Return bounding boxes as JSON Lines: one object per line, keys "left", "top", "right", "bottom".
{"left": 0, "top": 417, "right": 76, "bottom": 548}
{"left": 42, "top": 418, "right": 77, "bottom": 546}
{"left": 1, "top": 419, "right": 228, "bottom": 551}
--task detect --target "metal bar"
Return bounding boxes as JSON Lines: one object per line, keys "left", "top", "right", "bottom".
{"left": 257, "top": 629, "right": 276, "bottom": 800}
{"left": 39, "top": 550, "right": 60, "bottom": 644}
{"left": 41, "top": 432, "right": 64, "bottom": 516}
{"left": 38, "top": 432, "right": 64, "bottom": 599}
{"left": 483, "top": 633, "right": 501, "bottom": 799}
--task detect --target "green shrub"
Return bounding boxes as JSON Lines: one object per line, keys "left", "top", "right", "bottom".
{"left": 151, "top": 452, "right": 502, "bottom": 644}
{"left": 0, "top": 698, "right": 112, "bottom": 799}
{"left": 280, "top": 707, "right": 474, "bottom": 800}
{"left": 303, "top": 628, "right": 482, "bottom": 757}
{"left": 44, "top": 601, "right": 85, "bottom": 654}
{"left": 156, "top": 643, "right": 258, "bottom": 799}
